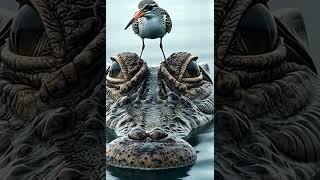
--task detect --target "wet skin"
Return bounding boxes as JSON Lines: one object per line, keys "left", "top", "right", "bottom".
{"left": 106, "top": 52, "right": 214, "bottom": 169}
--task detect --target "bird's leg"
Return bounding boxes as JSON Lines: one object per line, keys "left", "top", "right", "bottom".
{"left": 160, "top": 38, "right": 166, "bottom": 61}
{"left": 140, "top": 39, "right": 145, "bottom": 60}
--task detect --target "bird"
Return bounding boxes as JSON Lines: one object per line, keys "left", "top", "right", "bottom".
{"left": 124, "top": 0, "right": 172, "bottom": 61}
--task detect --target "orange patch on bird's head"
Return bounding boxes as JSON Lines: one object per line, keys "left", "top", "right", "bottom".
{"left": 133, "top": 10, "right": 145, "bottom": 20}
{"left": 124, "top": 10, "right": 145, "bottom": 30}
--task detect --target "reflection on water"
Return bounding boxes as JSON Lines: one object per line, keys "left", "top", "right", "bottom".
{"left": 106, "top": 0, "right": 214, "bottom": 179}
{"left": 107, "top": 161, "right": 192, "bottom": 180}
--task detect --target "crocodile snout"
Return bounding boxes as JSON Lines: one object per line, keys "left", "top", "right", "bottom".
{"left": 106, "top": 127, "right": 196, "bottom": 170}
{"left": 128, "top": 127, "right": 168, "bottom": 141}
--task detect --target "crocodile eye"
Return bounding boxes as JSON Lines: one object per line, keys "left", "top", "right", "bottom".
{"left": 237, "top": 3, "right": 278, "bottom": 55}
{"left": 185, "top": 61, "right": 200, "bottom": 78}
{"left": 9, "top": 4, "right": 45, "bottom": 56}
{"left": 109, "top": 61, "right": 122, "bottom": 78}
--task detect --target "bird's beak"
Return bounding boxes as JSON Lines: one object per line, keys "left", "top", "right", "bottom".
{"left": 124, "top": 10, "right": 145, "bottom": 30}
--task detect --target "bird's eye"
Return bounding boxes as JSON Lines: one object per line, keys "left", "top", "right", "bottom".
{"left": 236, "top": 3, "right": 278, "bottom": 55}
{"left": 9, "top": 4, "right": 45, "bottom": 56}
{"left": 184, "top": 61, "right": 200, "bottom": 78}
{"left": 145, "top": 5, "right": 153, "bottom": 11}
{"left": 109, "top": 61, "right": 122, "bottom": 78}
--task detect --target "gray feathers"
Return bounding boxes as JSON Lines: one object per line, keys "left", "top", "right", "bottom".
{"left": 132, "top": 20, "right": 139, "bottom": 34}
{"left": 132, "top": 0, "right": 172, "bottom": 37}
{"left": 138, "top": 0, "right": 158, "bottom": 9}
{"left": 132, "top": 8, "right": 172, "bottom": 35}
{"left": 158, "top": 8, "right": 172, "bottom": 33}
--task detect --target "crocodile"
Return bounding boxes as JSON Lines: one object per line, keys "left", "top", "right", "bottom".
{"left": 215, "top": 0, "right": 320, "bottom": 179}
{"left": 0, "top": 0, "right": 106, "bottom": 179}
{"left": 106, "top": 52, "right": 214, "bottom": 169}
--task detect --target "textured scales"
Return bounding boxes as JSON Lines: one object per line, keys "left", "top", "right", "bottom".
{"left": 106, "top": 52, "right": 214, "bottom": 169}
{"left": 0, "top": 0, "right": 106, "bottom": 179}
{"left": 215, "top": 0, "right": 320, "bottom": 179}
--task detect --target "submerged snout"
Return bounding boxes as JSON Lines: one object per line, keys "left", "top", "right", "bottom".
{"left": 106, "top": 127, "right": 197, "bottom": 170}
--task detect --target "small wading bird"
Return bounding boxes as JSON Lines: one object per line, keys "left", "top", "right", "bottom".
{"left": 124, "top": 0, "right": 172, "bottom": 60}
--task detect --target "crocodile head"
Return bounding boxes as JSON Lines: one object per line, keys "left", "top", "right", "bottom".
{"left": 106, "top": 52, "right": 214, "bottom": 169}
{"left": 0, "top": 0, "right": 105, "bottom": 120}
{"left": 215, "top": 0, "right": 320, "bottom": 179}
{"left": 0, "top": 0, "right": 106, "bottom": 179}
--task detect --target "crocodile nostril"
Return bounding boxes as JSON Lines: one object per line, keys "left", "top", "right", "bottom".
{"left": 148, "top": 128, "right": 168, "bottom": 140}
{"left": 128, "top": 127, "right": 147, "bottom": 140}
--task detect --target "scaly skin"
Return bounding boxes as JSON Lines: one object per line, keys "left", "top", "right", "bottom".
{"left": 215, "top": 0, "right": 320, "bottom": 179}
{"left": 0, "top": 0, "right": 106, "bottom": 179}
{"left": 106, "top": 52, "right": 214, "bottom": 169}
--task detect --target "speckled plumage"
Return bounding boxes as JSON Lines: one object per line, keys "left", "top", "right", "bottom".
{"left": 128, "top": 0, "right": 172, "bottom": 60}
{"left": 132, "top": 7, "right": 172, "bottom": 38}
{"left": 159, "top": 8, "right": 172, "bottom": 33}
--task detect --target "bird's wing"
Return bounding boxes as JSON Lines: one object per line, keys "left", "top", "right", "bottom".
{"left": 132, "top": 20, "right": 139, "bottom": 34}
{"left": 159, "top": 8, "right": 172, "bottom": 33}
